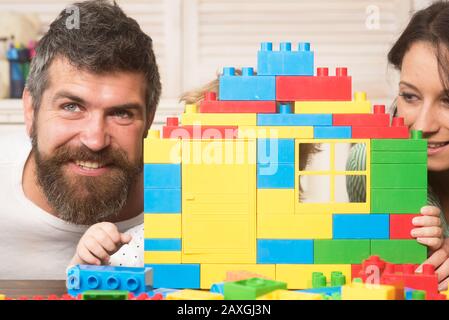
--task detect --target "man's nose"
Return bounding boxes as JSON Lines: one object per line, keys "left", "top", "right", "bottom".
{"left": 411, "top": 102, "right": 439, "bottom": 135}
{"left": 79, "top": 115, "right": 111, "bottom": 152}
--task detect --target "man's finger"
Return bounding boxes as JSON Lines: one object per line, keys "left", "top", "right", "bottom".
{"left": 435, "top": 258, "right": 449, "bottom": 282}
{"left": 416, "top": 237, "right": 443, "bottom": 251}
{"left": 438, "top": 277, "right": 449, "bottom": 292}
{"left": 412, "top": 216, "right": 441, "bottom": 227}
{"left": 411, "top": 226, "right": 442, "bottom": 238}
{"left": 416, "top": 248, "right": 448, "bottom": 273}
{"left": 420, "top": 206, "right": 441, "bottom": 217}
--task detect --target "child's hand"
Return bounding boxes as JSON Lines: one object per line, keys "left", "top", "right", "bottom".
{"left": 69, "top": 222, "right": 132, "bottom": 266}
{"left": 411, "top": 206, "right": 443, "bottom": 253}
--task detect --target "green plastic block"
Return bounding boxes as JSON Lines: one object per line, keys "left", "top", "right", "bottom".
{"left": 371, "top": 240, "right": 427, "bottom": 264}
{"left": 314, "top": 240, "right": 371, "bottom": 264}
{"left": 412, "top": 290, "right": 426, "bottom": 300}
{"left": 371, "top": 164, "right": 427, "bottom": 189}
{"left": 223, "top": 277, "right": 287, "bottom": 300}
{"left": 82, "top": 290, "right": 129, "bottom": 300}
{"left": 371, "top": 188, "right": 427, "bottom": 213}
{"left": 331, "top": 271, "right": 346, "bottom": 286}
{"left": 371, "top": 139, "right": 427, "bottom": 151}
{"left": 312, "top": 272, "right": 327, "bottom": 288}
{"left": 371, "top": 151, "right": 427, "bottom": 164}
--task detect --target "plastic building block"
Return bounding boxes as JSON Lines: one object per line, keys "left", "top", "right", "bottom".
{"left": 66, "top": 265, "right": 153, "bottom": 296}
{"left": 219, "top": 67, "right": 275, "bottom": 101}
{"left": 257, "top": 103, "right": 332, "bottom": 126}
{"left": 333, "top": 105, "right": 390, "bottom": 127}
{"left": 257, "top": 163, "right": 295, "bottom": 188}
{"left": 257, "top": 42, "right": 314, "bottom": 76}
{"left": 144, "top": 239, "right": 182, "bottom": 251}
{"left": 371, "top": 164, "right": 427, "bottom": 189}
{"left": 294, "top": 92, "right": 371, "bottom": 114}
{"left": 166, "top": 289, "right": 223, "bottom": 300}
{"left": 0, "top": 294, "right": 4, "bottom": 300}
{"left": 275, "top": 264, "right": 352, "bottom": 289}
{"left": 82, "top": 290, "right": 129, "bottom": 300}
{"left": 257, "top": 138, "right": 295, "bottom": 164}
{"left": 311, "top": 271, "right": 346, "bottom": 288}
{"left": 199, "top": 92, "right": 276, "bottom": 113}
{"left": 390, "top": 214, "right": 419, "bottom": 239}
{"left": 352, "top": 117, "right": 409, "bottom": 138}
{"left": 370, "top": 240, "right": 427, "bottom": 264}
{"left": 144, "top": 251, "right": 181, "bottom": 264}
{"left": 144, "top": 264, "right": 200, "bottom": 289}
{"left": 210, "top": 282, "right": 225, "bottom": 294}
{"left": 181, "top": 105, "right": 257, "bottom": 126}
{"left": 258, "top": 289, "right": 323, "bottom": 300}
{"left": 333, "top": 214, "right": 389, "bottom": 239}
{"left": 371, "top": 189, "right": 427, "bottom": 214}
{"left": 299, "top": 286, "right": 342, "bottom": 297}
{"left": 257, "top": 214, "right": 332, "bottom": 239}
{"left": 341, "top": 281, "right": 396, "bottom": 300}
{"left": 276, "top": 67, "right": 351, "bottom": 101}
{"left": 143, "top": 130, "right": 181, "bottom": 164}
{"left": 257, "top": 239, "right": 314, "bottom": 264}
{"left": 382, "top": 263, "right": 438, "bottom": 295}
{"left": 144, "top": 164, "right": 181, "bottom": 189}
{"left": 313, "top": 126, "right": 352, "bottom": 139}
{"left": 314, "top": 240, "right": 371, "bottom": 264}
{"left": 371, "top": 151, "right": 427, "bottom": 164}
{"left": 200, "top": 264, "right": 275, "bottom": 289}
{"left": 144, "top": 189, "right": 181, "bottom": 213}
{"left": 238, "top": 125, "right": 314, "bottom": 139}
{"left": 144, "top": 213, "right": 181, "bottom": 238}
{"left": 257, "top": 189, "right": 295, "bottom": 215}
{"left": 371, "top": 135, "right": 426, "bottom": 151}
{"left": 223, "top": 277, "right": 287, "bottom": 300}
{"left": 149, "top": 288, "right": 180, "bottom": 298}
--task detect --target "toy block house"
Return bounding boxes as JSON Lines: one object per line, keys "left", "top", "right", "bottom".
{"left": 143, "top": 42, "right": 428, "bottom": 290}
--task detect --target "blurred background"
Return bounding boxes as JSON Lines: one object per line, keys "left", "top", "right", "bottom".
{"left": 0, "top": 0, "right": 440, "bottom": 132}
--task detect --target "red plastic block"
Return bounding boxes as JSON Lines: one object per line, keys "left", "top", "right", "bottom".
{"left": 390, "top": 214, "right": 419, "bottom": 239}
{"left": 351, "top": 264, "right": 362, "bottom": 280}
{"left": 351, "top": 117, "right": 409, "bottom": 138}
{"left": 276, "top": 67, "right": 352, "bottom": 101}
{"left": 200, "top": 92, "right": 276, "bottom": 113}
{"left": 162, "top": 117, "right": 238, "bottom": 139}
{"left": 333, "top": 105, "right": 390, "bottom": 127}
{"left": 381, "top": 263, "right": 439, "bottom": 295}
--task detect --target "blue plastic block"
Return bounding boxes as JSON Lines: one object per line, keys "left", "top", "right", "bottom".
{"left": 144, "top": 264, "right": 200, "bottom": 289}
{"left": 257, "top": 113, "right": 332, "bottom": 127}
{"left": 144, "top": 164, "right": 181, "bottom": 189}
{"left": 67, "top": 265, "right": 153, "bottom": 296}
{"left": 257, "top": 239, "right": 314, "bottom": 264}
{"left": 333, "top": 214, "right": 389, "bottom": 239}
{"left": 144, "top": 189, "right": 181, "bottom": 213}
{"left": 148, "top": 288, "right": 180, "bottom": 298}
{"left": 314, "top": 126, "right": 351, "bottom": 139}
{"left": 257, "top": 163, "right": 295, "bottom": 188}
{"left": 404, "top": 288, "right": 414, "bottom": 300}
{"left": 299, "top": 286, "right": 342, "bottom": 296}
{"left": 210, "top": 282, "right": 225, "bottom": 295}
{"left": 257, "top": 139, "right": 294, "bottom": 164}
{"left": 219, "top": 67, "right": 275, "bottom": 101}
{"left": 144, "top": 239, "right": 182, "bottom": 251}
{"left": 257, "top": 42, "right": 314, "bottom": 76}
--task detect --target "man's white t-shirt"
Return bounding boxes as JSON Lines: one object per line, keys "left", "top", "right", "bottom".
{"left": 0, "top": 128, "right": 143, "bottom": 280}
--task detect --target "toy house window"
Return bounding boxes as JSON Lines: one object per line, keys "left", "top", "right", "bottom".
{"left": 296, "top": 140, "right": 369, "bottom": 213}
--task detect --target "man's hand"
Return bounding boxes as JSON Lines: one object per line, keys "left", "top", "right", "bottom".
{"left": 411, "top": 206, "right": 443, "bottom": 253}
{"left": 69, "top": 222, "right": 132, "bottom": 267}
{"left": 416, "top": 238, "right": 449, "bottom": 291}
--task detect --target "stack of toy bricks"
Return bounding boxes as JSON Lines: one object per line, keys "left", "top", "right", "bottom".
{"left": 143, "top": 42, "right": 428, "bottom": 290}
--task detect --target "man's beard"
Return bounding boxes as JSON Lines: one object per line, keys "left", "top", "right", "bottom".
{"left": 31, "top": 133, "right": 142, "bottom": 225}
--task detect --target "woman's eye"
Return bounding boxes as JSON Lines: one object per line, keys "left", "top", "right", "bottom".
{"left": 399, "top": 92, "right": 419, "bottom": 102}
{"left": 63, "top": 103, "right": 81, "bottom": 112}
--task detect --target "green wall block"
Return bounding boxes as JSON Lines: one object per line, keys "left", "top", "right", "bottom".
{"left": 224, "top": 277, "right": 287, "bottom": 300}
{"left": 371, "top": 189, "right": 427, "bottom": 213}
{"left": 371, "top": 164, "right": 427, "bottom": 189}
{"left": 371, "top": 151, "right": 427, "bottom": 164}
{"left": 371, "top": 240, "right": 427, "bottom": 264}
{"left": 82, "top": 290, "right": 129, "bottom": 300}
{"left": 371, "top": 139, "right": 427, "bottom": 151}
{"left": 314, "top": 240, "right": 371, "bottom": 264}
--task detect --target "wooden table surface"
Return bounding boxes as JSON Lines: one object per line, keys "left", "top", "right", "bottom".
{"left": 0, "top": 280, "right": 67, "bottom": 299}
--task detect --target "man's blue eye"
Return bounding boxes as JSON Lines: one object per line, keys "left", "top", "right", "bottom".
{"left": 64, "top": 103, "right": 80, "bottom": 112}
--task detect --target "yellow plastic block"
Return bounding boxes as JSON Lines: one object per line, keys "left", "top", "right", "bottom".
{"left": 257, "top": 214, "right": 332, "bottom": 239}
{"left": 182, "top": 139, "right": 256, "bottom": 263}
{"left": 144, "top": 130, "right": 181, "bottom": 164}
{"left": 166, "top": 289, "right": 223, "bottom": 300}
{"left": 144, "top": 251, "right": 181, "bottom": 263}
{"left": 200, "top": 264, "right": 276, "bottom": 289}
{"left": 238, "top": 126, "right": 313, "bottom": 139}
{"left": 341, "top": 282, "right": 396, "bottom": 300}
{"left": 257, "top": 189, "right": 295, "bottom": 214}
{"left": 0, "top": 294, "right": 4, "bottom": 300}
{"left": 144, "top": 214, "right": 181, "bottom": 238}
{"left": 257, "top": 289, "right": 323, "bottom": 300}
{"left": 294, "top": 92, "right": 371, "bottom": 114}
{"left": 181, "top": 113, "right": 256, "bottom": 126}
{"left": 276, "top": 264, "right": 352, "bottom": 289}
